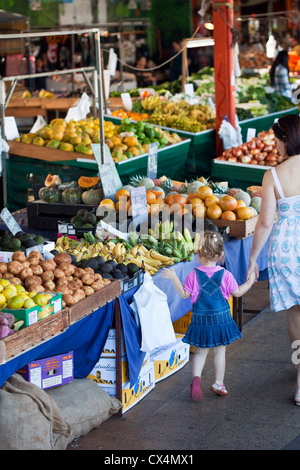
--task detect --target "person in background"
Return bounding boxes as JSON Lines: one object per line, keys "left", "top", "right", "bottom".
{"left": 269, "top": 50, "right": 292, "bottom": 99}
{"left": 135, "top": 55, "right": 156, "bottom": 88}
{"left": 162, "top": 231, "right": 255, "bottom": 402}
{"left": 289, "top": 35, "right": 300, "bottom": 56}
{"left": 246, "top": 114, "right": 300, "bottom": 406}
{"left": 34, "top": 56, "right": 47, "bottom": 91}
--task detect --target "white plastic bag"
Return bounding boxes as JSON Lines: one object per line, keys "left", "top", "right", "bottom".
{"left": 133, "top": 273, "right": 176, "bottom": 352}
{"left": 218, "top": 115, "right": 243, "bottom": 150}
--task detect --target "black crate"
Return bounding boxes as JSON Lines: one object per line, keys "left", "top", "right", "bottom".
{"left": 121, "top": 269, "right": 144, "bottom": 293}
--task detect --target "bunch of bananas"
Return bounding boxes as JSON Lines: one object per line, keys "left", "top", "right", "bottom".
{"left": 141, "top": 93, "right": 161, "bottom": 111}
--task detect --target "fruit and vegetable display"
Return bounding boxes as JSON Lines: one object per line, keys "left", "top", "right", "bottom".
{"left": 238, "top": 50, "right": 271, "bottom": 69}
{"left": 0, "top": 249, "right": 112, "bottom": 338}
{"left": 215, "top": 129, "right": 282, "bottom": 166}
{"left": 38, "top": 174, "right": 102, "bottom": 205}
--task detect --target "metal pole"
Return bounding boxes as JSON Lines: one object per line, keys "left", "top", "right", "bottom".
{"left": 0, "top": 80, "right": 7, "bottom": 208}
{"left": 94, "top": 29, "right": 105, "bottom": 164}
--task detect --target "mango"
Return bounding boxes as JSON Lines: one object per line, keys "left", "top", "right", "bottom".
{"left": 81, "top": 136, "right": 92, "bottom": 145}
{"left": 69, "top": 136, "right": 82, "bottom": 145}
{"left": 50, "top": 118, "right": 66, "bottom": 128}
{"left": 50, "top": 130, "right": 64, "bottom": 141}
{"left": 20, "top": 134, "right": 33, "bottom": 144}
{"left": 22, "top": 90, "right": 32, "bottom": 98}
{"left": 39, "top": 126, "right": 52, "bottom": 140}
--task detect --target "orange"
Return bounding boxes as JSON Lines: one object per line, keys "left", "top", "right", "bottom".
{"left": 146, "top": 190, "right": 157, "bottom": 205}
{"left": 197, "top": 185, "right": 213, "bottom": 201}
{"left": 221, "top": 210, "right": 236, "bottom": 221}
{"left": 237, "top": 207, "right": 254, "bottom": 220}
{"left": 219, "top": 195, "right": 237, "bottom": 212}
{"left": 204, "top": 195, "right": 220, "bottom": 208}
{"left": 99, "top": 198, "right": 115, "bottom": 208}
{"left": 234, "top": 199, "right": 246, "bottom": 212}
{"left": 192, "top": 204, "right": 206, "bottom": 219}
{"left": 115, "top": 198, "right": 131, "bottom": 212}
{"left": 186, "top": 193, "right": 198, "bottom": 203}
{"left": 206, "top": 204, "right": 222, "bottom": 219}
{"left": 115, "top": 189, "right": 130, "bottom": 201}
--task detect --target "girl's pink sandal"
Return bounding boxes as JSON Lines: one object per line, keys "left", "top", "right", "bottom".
{"left": 190, "top": 376, "right": 202, "bottom": 402}
{"left": 211, "top": 382, "right": 228, "bottom": 396}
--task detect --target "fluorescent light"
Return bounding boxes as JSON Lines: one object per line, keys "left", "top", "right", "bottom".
{"left": 204, "top": 22, "right": 214, "bottom": 30}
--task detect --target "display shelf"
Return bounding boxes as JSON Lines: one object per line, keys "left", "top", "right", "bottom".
{"left": 211, "top": 158, "right": 268, "bottom": 190}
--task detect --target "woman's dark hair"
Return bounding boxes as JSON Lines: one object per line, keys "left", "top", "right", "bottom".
{"left": 269, "top": 50, "right": 289, "bottom": 87}
{"left": 272, "top": 114, "right": 300, "bottom": 156}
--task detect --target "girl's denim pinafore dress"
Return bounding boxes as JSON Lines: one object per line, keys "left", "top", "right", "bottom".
{"left": 183, "top": 269, "right": 242, "bottom": 348}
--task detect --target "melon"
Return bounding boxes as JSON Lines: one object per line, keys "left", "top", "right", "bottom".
{"left": 250, "top": 196, "right": 261, "bottom": 214}
{"left": 233, "top": 190, "right": 251, "bottom": 207}
{"left": 226, "top": 187, "right": 243, "bottom": 197}
{"left": 187, "top": 180, "right": 204, "bottom": 194}
{"left": 249, "top": 206, "right": 258, "bottom": 216}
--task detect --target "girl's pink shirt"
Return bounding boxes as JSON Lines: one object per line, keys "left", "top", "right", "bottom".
{"left": 183, "top": 265, "right": 238, "bottom": 304}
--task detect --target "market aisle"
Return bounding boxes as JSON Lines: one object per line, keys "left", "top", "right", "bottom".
{"left": 68, "top": 285, "right": 300, "bottom": 451}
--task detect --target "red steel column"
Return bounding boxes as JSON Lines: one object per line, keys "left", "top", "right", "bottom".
{"left": 213, "top": 0, "right": 236, "bottom": 155}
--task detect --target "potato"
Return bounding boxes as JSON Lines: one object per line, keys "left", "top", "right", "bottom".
{"left": 40, "top": 259, "right": 56, "bottom": 271}
{"left": 8, "top": 261, "right": 23, "bottom": 275}
{"left": 11, "top": 251, "right": 27, "bottom": 263}
{"left": 54, "top": 253, "right": 72, "bottom": 264}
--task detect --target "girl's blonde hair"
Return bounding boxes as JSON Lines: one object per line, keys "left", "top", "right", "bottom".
{"left": 197, "top": 231, "right": 224, "bottom": 263}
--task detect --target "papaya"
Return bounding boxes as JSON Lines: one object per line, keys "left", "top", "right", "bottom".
{"left": 123, "top": 136, "right": 139, "bottom": 147}
{"left": 38, "top": 126, "right": 52, "bottom": 140}
{"left": 46, "top": 140, "right": 60, "bottom": 149}
{"left": 20, "top": 134, "right": 33, "bottom": 144}
{"left": 75, "top": 145, "right": 93, "bottom": 156}
{"left": 50, "top": 118, "right": 66, "bottom": 127}
{"left": 112, "top": 149, "right": 123, "bottom": 161}
{"left": 69, "top": 136, "right": 82, "bottom": 146}
{"left": 50, "top": 130, "right": 64, "bottom": 141}
{"left": 32, "top": 136, "right": 45, "bottom": 146}
{"left": 78, "top": 176, "right": 100, "bottom": 188}
{"left": 62, "top": 133, "right": 77, "bottom": 142}
{"left": 79, "top": 124, "right": 93, "bottom": 135}
{"left": 59, "top": 142, "right": 74, "bottom": 152}
{"left": 81, "top": 136, "right": 92, "bottom": 146}
{"left": 45, "top": 174, "right": 62, "bottom": 187}
{"left": 127, "top": 146, "right": 140, "bottom": 156}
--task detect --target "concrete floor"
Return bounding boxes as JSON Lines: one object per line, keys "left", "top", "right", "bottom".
{"left": 67, "top": 281, "right": 300, "bottom": 451}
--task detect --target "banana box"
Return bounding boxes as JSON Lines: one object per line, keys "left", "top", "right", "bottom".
{"left": 87, "top": 354, "right": 129, "bottom": 386}
{"left": 101, "top": 328, "right": 126, "bottom": 357}
{"left": 101, "top": 360, "right": 155, "bottom": 414}
{"left": 149, "top": 334, "right": 190, "bottom": 383}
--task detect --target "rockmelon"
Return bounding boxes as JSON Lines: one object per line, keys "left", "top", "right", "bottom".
{"left": 137, "top": 177, "right": 154, "bottom": 190}
{"left": 250, "top": 196, "right": 261, "bottom": 214}
{"left": 232, "top": 189, "right": 251, "bottom": 207}
{"left": 187, "top": 180, "right": 204, "bottom": 194}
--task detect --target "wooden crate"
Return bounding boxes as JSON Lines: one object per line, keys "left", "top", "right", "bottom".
{"left": 207, "top": 215, "right": 259, "bottom": 239}
{"left": 0, "top": 308, "right": 69, "bottom": 365}
{"left": 8, "top": 140, "right": 91, "bottom": 162}
{"left": 68, "top": 280, "right": 122, "bottom": 325}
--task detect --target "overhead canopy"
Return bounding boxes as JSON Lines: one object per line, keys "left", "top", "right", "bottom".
{"left": 0, "top": 10, "right": 28, "bottom": 32}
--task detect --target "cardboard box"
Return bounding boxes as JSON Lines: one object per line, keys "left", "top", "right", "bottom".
{"left": 150, "top": 334, "right": 190, "bottom": 383}
{"left": 0, "top": 241, "right": 55, "bottom": 263}
{"left": 87, "top": 354, "right": 129, "bottom": 386}
{"left": 100, "top": 360, "right": 155, "bottom": 414}
{"left": 2, "top": 292, "right": 63, "bottom": 328}
{"left": 17, "top": 351, "right": 73, "bottom": 390}
{"left": 101, "top": 328, "right": 126, "bottom": 357}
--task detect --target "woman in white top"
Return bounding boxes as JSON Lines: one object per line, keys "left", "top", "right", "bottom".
{"left": 247, "top": 114, "right": 300, "bottom": 405}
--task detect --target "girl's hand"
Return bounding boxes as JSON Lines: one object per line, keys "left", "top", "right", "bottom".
{"left": 246, "top": 259, "right": 259, "bottom": 282}
{"left": 162, "top": 267, "right": 177, "bottom": 280}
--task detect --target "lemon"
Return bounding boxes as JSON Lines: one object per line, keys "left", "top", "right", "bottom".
{"left": 15, "top": 285, "right": 25, "bottom": 293}
{"left": 28, "top": 291, "right": 37, "bottom": 299}
{"left": 0, "top": 279, "right": 10, "bottom": 287}
{"left": 33, "top": 293, "right": 49, "bottom": 307}
{"left": 19, "top": 292, "right": 30, "bottom": 300}
{"left": 0, "top": 293, "right": 6, "bottom": 307}
{"left": 7, "top": 295, "right": 25, "bottom": 309}
{"left": 23, "top": 298, "right": 37, "bottom": 309}
{"left": 3, "top": 286, "right": 18, "bottom": 301}
{"left": 0, "top": 284, "right": 4, "bottom": 293}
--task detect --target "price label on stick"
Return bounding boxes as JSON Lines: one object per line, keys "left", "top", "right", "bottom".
{"left": 1, "top": 208, "right": 22, "bottom": 235}
{"left": 130, "top": 186, "right": 148, "bottom": 227}
{"left": 99, "top": 163, "right": 116, "bottom": 201}
{"left": 121, "top": 92, "right": 132, "bottom": 111}
{"left": 246, "top": 128, "right": 256, "bottom": 142}
{"left": 147, "top": 142, "right": 158, "bottom": 179}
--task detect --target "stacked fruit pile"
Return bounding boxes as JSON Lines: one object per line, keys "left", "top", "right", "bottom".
{"left": 215, "top": 129, "right": 282, "bottom": 166}
{"left": 38, "top": 175, "right": 102, "bottom": 206}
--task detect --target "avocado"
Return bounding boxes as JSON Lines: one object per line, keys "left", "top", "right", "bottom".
{"left": 93, "top": 256, "right": 106, "bottom": 266}
{"left": 82, "top": 223, "right": 94, "bottom": 228}
{"left": 77, "top": 208, "right": 89, "bottom": 217}
{"left": 15, "top": 231, "right": 26, "bottom": 238}
{"left": 69, "top": 254, "right": 77, "bottom": 265}
{"left": 71, "top": 215, "right": 84, "bottom": 227}
{"left": 50, "top": 249, "right": 60, "bottom": 256}
{"left": 111, "top": 269, "right": 125, "bottom": 279}
{"left": 116, "top": 263, "right": 128, "bottom": 274}
{"left": 23, "top": 238, "right": 37, "bottom": 248}
{"left": 127, "top": 262, "right": 139, "bottom": 276}
{"left": 7, "top": 237, "right": 22, "bottom": 251}
{"left": 34, "top": 235, "right": 44, "bottom": 245}
{"left": 101, "top": 272, "right": 113, "bottom": 279}
{"left": 106, "top": 259, "right": 117, "bottom": 270}
{"left": 84, "top": 258, "right": 99, "bottom": 271}
{"left": 99, "top": 262, "right": 113, "bottom": 274}
{"left": 1, "top": 233, "right": 12, "bottom": 246}
{"left": 83, "top": 212, "right": 97, "bottom": 226}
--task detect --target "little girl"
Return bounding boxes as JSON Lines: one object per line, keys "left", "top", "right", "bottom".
{"left": 162, "top": 231, "right": 256, "bottom": 402}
